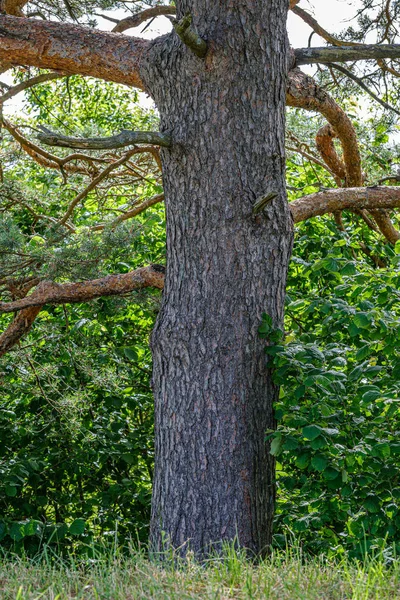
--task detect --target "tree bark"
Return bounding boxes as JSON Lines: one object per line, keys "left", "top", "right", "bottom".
{"left": 143, "top": 1, "right": 293, "bottom": 557}
{"left": 0, "top": 15, "right": 150, "bottom": 89}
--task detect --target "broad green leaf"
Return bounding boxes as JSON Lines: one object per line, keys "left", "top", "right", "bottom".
{"left": 302, "top": 425, "right": 322, "bottom": 441}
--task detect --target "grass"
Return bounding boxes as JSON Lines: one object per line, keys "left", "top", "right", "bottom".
{"left": 1, "top": 543, "right": 400, "bottom": 599}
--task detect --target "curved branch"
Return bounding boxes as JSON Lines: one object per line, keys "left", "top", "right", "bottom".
{"left": 112, "top": 5, "right": 176, "bottom": 34}
{"left": 0, "top": 266, "right": 164, "bottom": 314}
{"left": 0, "top": 72, "right": 64, "bottom": 105}
{"left": 37, "top": 128, "right": 172, "bottom": 150}
{"left": 287, "top": 68, "right": 362, "bottom": 186}
{"left": 290, "top": 186, "right": 400, "bottom": 223}
{"left": 292, "top": 6, "right": 360, "bottom": 47}
{"left": 366, "top": 208, "right": 400, "bottom": 243}
{"left": 315, "top": 124, "right": 346, "bottom": 183}
{"left": 0, "top": 305, "right": 42, "bottom": 357}
{"left": 0, "top": 15, "right": 151, "bottom": 89}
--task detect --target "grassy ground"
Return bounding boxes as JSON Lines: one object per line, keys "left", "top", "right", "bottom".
{"left": 1, "top": 545, "right": 400, "bottom": 599}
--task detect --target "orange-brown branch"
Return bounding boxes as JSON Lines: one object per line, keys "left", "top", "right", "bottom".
{"left": 287, "top": 68, "right": 362, "bottom": 187}
{"left": 290, "top": 186, "right": 400, "bottom": 223}
{"left": 0, "top": 15, "right": 150, "bottom": 89}
{"left": 0, "top": 266, "right": 164, "bottom": 356}
{"left": 315, "top": 124, "right": 346, "bottom": 184}
{"left": 0, "top": 305, "right": 42, "bottom": 357}
{"left": 0, "top": 266, "right": 164, "bottom": 314}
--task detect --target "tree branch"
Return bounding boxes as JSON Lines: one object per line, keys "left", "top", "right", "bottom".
{"left": 0, "top": 266, "right": 165, "bottom": 356}
{"left": 290, "top": 186, "right": 400, "bottom": 223}
{"left": 0, "top": 15, "right": 151, "bottom": 89}
{"left": 37, "top": 128, "right": 172, "bottom": 150}
{"left": 57, "top": 148, "right": 139, "bottom": 225}
{"left": 292, "top": 6, "right": 360, "bottom": 47}
{"left": 0, "top": 72, "right": 64, "bottom": 105}
{"left": 170, "top": 13, "right": 208, "bottom": 58}
{"left": 0, "top": 305, "right": 42, "bottom": 357}
{"left": 295, "top": 44, "right": 400, "bottom": 66}
{"left": 287, "top": 68, "right": 362, "bottom": 187}
{"left": 330, "top": 63, "right": 400, "bottom": 116}
{"left": 0, "top": 266, "right": 164, "bottom": 314}
{"left": 112, "top": 5, "right": 176, "bottom": 34}
{"left": 91, "top": 193, "right": 164, "bottom": 232}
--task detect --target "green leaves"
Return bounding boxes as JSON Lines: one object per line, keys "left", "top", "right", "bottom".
{"left": 264, "top": 210, "right": 400, "bottom": 557}
{"left": 69, "top": 519, "right": 86, "bottom": 536}
{"left": 302, "top": 425, "right": 323, "bottom": 441}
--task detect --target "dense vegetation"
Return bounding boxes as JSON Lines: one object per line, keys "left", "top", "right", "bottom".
{"left": 1, "top": 56, "right": 400, "bottom": 560}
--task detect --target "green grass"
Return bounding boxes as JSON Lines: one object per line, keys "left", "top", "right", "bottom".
{"left": 1, "top": 544, "right": 400, "bottom": 599}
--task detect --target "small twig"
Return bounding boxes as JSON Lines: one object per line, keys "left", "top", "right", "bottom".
{"left": 330, "top": 63, "right": 400, "bottom": 116}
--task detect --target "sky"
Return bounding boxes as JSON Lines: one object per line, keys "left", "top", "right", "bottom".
{"left": 3, "top": 0, "right": 362, "bottom": 114}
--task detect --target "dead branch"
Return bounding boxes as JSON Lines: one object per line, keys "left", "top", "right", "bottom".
{"left": 38, "top": 128, "right": 172, "bottom": 150}
{"left": 295, "top": 44, "right": 400, "bottom": 65}
{"left": 112, "top": 5, "right": 176, "bottom": 34}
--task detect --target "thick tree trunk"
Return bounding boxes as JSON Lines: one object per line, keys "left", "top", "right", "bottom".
{"left": 144, "top": 0, "right": 293, "bottom": 557}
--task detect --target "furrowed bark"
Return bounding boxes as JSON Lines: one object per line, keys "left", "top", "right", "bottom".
{"left": 0, "top": 16, "right": 151, "bottom": 89}
{"left": 144, "top": 1, "right": 293, "bottom": 557}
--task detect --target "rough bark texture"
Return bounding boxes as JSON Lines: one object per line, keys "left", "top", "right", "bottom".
{"left": 0, "top": 266, "right": 164, "bottom": 314}
{"left": 290, "top": 186, "right": 400, "bottom": 223}
{"left": 141, "top": 1, "right": 293, "bottom": 557}
{"left": 0, "top": 306, "right": 42, "bottom": 357}
{"left": 0, "top": 15, "right": 150, "bottom": 89}
{"left": 295, "top": 44, "right": 400, "bottom": 65}
{"left": 286, "top": 68, "right": 362, "bottom": 187}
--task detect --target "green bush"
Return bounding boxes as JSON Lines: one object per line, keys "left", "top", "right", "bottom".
{"left": 265, "top": 220, "right": 400, "bottom": 557}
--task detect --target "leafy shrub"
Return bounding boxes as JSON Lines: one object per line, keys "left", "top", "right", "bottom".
{"left": 264, "top": 221, "right": 400, "bottom": 557}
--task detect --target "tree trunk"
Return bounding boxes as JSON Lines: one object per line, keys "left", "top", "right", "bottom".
{"left": 144, "top": 0, "right": 293, "bottom": 557}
